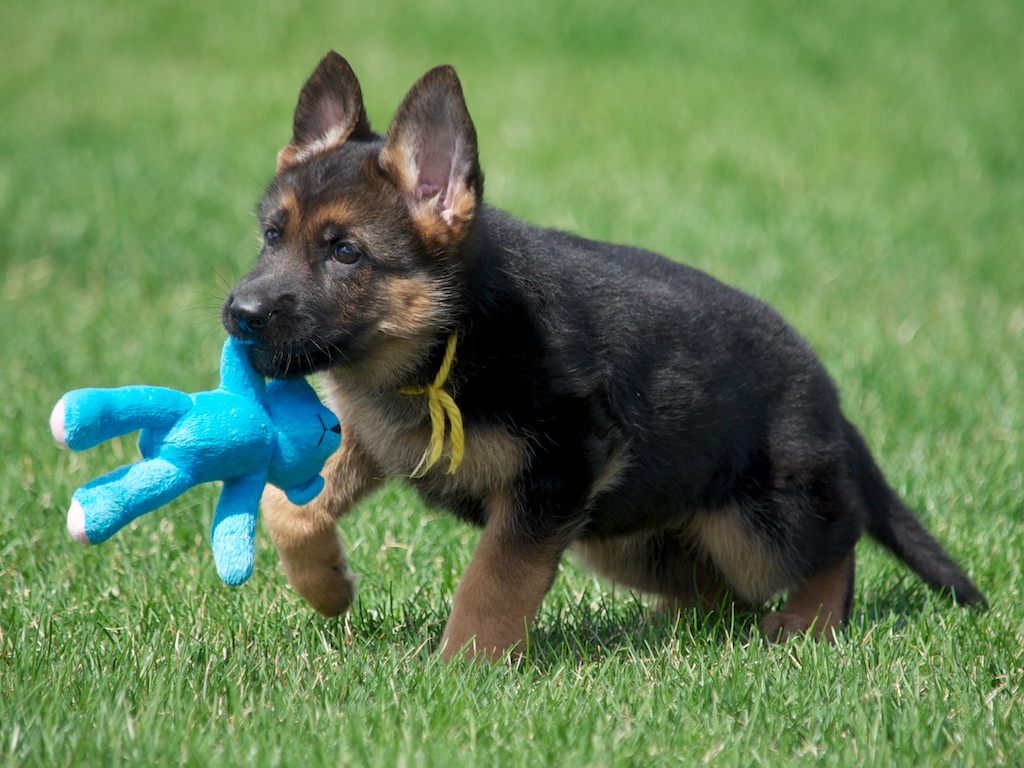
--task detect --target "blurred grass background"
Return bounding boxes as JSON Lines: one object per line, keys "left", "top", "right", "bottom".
{"left": 2, "top": 0, "right": 1022, "bottom": 765}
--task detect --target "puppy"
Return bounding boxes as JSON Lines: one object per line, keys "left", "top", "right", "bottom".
{"left": 223, "top": 52, "right": 986, "bottom": 660}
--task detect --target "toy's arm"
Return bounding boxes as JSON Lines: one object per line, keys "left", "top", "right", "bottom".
{"left": 52, "top": 386, "right": 193, "bottom": 451}
{"left": 210, "top": 471, "right": 266, "bottom": 586}
{"left": 218, "top": 336, "right": 266, "bottom": 401}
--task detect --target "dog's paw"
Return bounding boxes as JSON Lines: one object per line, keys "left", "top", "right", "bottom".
{"left": 758, "top": 610, "right": 838, "bottom": 643}
{"left": 285, "top": 561, "right": 358, "bottom": 618}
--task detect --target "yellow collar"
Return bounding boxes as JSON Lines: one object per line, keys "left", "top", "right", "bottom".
{"left": 399, "top": 333, "right": 464, "bottom": 477}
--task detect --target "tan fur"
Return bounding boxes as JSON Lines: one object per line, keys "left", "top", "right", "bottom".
{"left": 272, "top": 188, "right": 300, "bottom": 223}
{"left": 585, "top": 443, "right": 631, "bottom": 508}
{"left": 687, "top": 507, "right": 791, "bottom": 603}
{"left": 313, "top": 275, "right": 453, "bottom": 394}
{"left": 574, "top": 532, "right": 661, "bottom": 590}
{"left": 324, "top": 374, "right": 527, "bottom": 489}
{"left": 377, "top": 141, "right": 418, "bottom": 198}
{"left": 261, "top": 432, "right": 382, "bottom": 616}
{"left": 308, "top": 201, "right": 357, "bottom": 234}
{"left": 573, "top": 528, "right": 732, "bottom": 613}
{"left": 408, "top": 190, "right": 476, "bottom": 247}
{"left": 276, "top": 144, "right": 303, "bottom": 175}
{"left": 356, "top": 335, "right": 444, "bottom": 392}
{"left": 440, "top": 489, "right": 561, "bottom": 661}
{"left": 376, "top": 276, "right": 449, "bottom": 339}
{"left": 444, "top": 426, "right": 528, "bottom": 498}
{"left": 378, "top": 142, "right": 477, "bottom": 248}
{"left": 292, "top": 123, "right": 352, "bottom": 166}
{"left": 758, "top": 554, "right": 854, "bottom": 642}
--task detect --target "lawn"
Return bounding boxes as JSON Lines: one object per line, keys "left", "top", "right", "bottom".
{"left": 2, "top": 0, "right": 1022, "bottom": 765}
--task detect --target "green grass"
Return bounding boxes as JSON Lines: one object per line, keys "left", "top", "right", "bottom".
{"left": 2, "top": 0, "right": 1022, "bottom": 765}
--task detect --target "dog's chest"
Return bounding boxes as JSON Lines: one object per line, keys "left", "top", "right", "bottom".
{"left": 326, "top": 383, "right": 529, "bottom": 501}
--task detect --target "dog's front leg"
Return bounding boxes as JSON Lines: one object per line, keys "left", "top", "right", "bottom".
{"left": 440, "top": 491, "right": 564, "bottom": 662}
{"left": 261, "top": 433, "right": 381, "bottom": 617}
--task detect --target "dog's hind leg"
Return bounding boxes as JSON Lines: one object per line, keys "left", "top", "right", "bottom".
{"left": 758, "top": 553, "right": 855, "bottom": 642}
{"left": 261, "top": 433, "right": 381, "bottom": 617}
{"left": 690, "top": 463, "right": 863, "bottom": 643}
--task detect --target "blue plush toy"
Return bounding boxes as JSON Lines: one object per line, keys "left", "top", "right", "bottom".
{"left": 50, "top": 336, "right": 342, "bottom": 586}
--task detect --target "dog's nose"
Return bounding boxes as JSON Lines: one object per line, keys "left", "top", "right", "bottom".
{"left": 227, "top": 294, "right": 276, "bottom": 339}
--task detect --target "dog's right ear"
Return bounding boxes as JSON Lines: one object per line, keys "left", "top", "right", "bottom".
{"left": 276, "top": 51, "right": 372, "bottom": 174}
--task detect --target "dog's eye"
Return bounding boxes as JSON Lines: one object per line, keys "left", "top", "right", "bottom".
{"left": 330, "top": 241, "right": 361, "bottom": 265}
{"left": 263, "top": 227, "right": 281, "bottom": 245}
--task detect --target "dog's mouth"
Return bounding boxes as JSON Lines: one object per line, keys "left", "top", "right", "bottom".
{"left": 243, "top": 338, "right": 349, "bottom": 379}
{"left": 223, "top": 286, "right": 362, "bottom": 378}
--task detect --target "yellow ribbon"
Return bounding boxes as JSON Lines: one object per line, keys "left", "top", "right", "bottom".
{"left": 399, "top": 333, "right": 464, "bottom": 477}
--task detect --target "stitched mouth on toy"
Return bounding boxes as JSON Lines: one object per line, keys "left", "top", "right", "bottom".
{"left": 316, "top": 413, "right": 342, "bottom": 446}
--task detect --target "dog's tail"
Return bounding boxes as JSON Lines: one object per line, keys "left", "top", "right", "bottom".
{"left": 843, "top": 418, "right": 987, "bottom": 609}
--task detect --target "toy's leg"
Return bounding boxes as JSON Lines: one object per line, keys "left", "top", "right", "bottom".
{"left": 211, "top": 473, "right": 266, "bottom": 586}
{"left": 68, "top": 458, "right": 193, "bottom": 545}
{"left": 52, "top": 386, "right": 192, "bottom": 451}
{"left": 261, "top": 434, "right": 381, "bottom": 616}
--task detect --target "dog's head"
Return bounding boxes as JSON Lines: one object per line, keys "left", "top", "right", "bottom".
{"left": 223, "top": 52, "right": 483, "bottom": 385}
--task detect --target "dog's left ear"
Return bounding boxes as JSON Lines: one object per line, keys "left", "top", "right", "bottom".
{"left": 380, "top": 66, "right": 482, "bottom": 246}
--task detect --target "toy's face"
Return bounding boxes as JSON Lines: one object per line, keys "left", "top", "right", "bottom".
{"left": 264, "top": 379, "right": 341, "bottom": 487}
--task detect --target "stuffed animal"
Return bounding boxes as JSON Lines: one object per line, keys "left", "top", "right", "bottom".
{"left": 50, "top": 336, "right": 341, "bottom": 586}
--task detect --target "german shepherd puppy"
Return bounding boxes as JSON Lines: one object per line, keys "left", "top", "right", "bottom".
{"left": 223, "top": 52, "right": 986, "bottom": 660}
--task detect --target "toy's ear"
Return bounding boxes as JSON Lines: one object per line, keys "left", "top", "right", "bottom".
{"left": 220, "top": 336, "right": 265, "bottom": 400}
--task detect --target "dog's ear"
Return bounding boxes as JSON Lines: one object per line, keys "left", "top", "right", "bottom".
{"left": 379, "top": 66, "right": 482, "bottom": 246}
{"left": 277, "top": 51, "right": 372, "bottom": 174}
